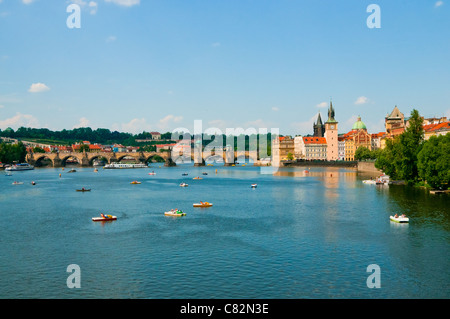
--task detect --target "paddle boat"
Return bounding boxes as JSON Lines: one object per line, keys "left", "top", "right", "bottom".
{"left": 12, "top": 181, "right": 23, "bottom": 185}
{"left": 390, "top": 214, "right": 409, "bottom": 223}
{"left": 180, "top": 183, "right": 189, "bottom": 187}
{"left": 193, "top": 177, "right": 203, "bottom": 180}
{"left": 31, "top": 181, "right": 36, "bottom": 185}
{"left": 251, "top": 184, "right": 258, "bottom": 188}
{"left": 92, "top": 213, "right": 117, "bottom": 222}
{"left": 130, "top": 181, "right": 141, "bottom": 184}
{"left": 164, "top": 209, "right": 186, "bottom": 217}
{"left": 76, "top": 188, "right": 91, "bottom": 192}
{"left": 148, "top": 171, "right": 156, "bottom": 175}
{"left": 193, "top": 201, "right": 213, "bottom": 208}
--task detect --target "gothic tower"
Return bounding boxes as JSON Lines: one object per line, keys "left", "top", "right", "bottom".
{"left": 313, "top": 112, "right": 325, "bottom": 137}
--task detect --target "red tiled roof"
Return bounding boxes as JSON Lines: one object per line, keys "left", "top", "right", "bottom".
{"left": 427, "top": 121, "right": 449, "bottom": 132}
{"left": 303, "top": 137, "right": 327, "bottom": 144}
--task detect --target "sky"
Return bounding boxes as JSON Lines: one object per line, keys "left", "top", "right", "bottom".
{"left": 0, "top": 0, "right": 449, "bottom": 136}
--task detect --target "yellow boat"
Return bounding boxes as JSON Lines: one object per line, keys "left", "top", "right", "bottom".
{"left": 193, "top": 177, "right": 203, "bottom": 180}
{"left": 130, "top": 181, "right": 141, "bottom": 184}
{"left": 193, "top": 202, "right": 213, "bottom": 208}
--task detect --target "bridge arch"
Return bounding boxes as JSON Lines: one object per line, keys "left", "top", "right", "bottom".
{"left": 60, "top": 155, "right": 82, "bottom": 166}
{"left": 34, "top": 154, "right": 54, "bottom": 167}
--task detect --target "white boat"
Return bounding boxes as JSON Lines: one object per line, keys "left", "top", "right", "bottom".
{"left": 164, "top": 210, "right": 186, "bottom": 217}
{"left": 104, "top": 163, "right": 148, "bottom": 169}
{"left": 390, "top": 215, "right": 409, "bottom": 223}
{"left": 180, "top": 183, "right": 188, "bottom": 187}
{"left": 363, "top": 180, "right": 377, "bottom": 185}
{"left": 12, "top": 181, "right": 23, "bottom": 185}
{"left": 251, "top": 184, "right": 258, "bottom": 188}
{"left": 5, "top": 163, "right": 34, "bottom": 171}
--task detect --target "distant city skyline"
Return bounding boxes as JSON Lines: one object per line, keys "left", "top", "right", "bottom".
{"left": 0, "top": 0, "right": 449, "bottom": 136}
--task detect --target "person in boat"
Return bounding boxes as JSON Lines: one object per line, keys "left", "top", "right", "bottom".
{"left": 394, "top": 214, "right": 399, "bottom": 218}
{"left": 101, "top": 213, "right": 106, "bottom": 218}
{"left": 400, "top": 214, "right": 406, "bottom": 218}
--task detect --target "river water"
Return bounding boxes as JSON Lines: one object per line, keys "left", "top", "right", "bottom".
{"left": 0, "top": 165, "right": 448, "bottom": 299}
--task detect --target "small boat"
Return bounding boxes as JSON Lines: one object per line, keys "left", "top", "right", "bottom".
{"left": 164, "top": 209, "right": 186, "bottom": 217}
{"left": 304, "top": 170, "right": 309, "bottom": 174}
{"left": 180, "top": 183, "right": 189, "bottom": 187}
{"left": 76, "top": 188, "right": 91, "bottom": 192}
{"left": 193, "top": 177, "right": 203, "bottom": 180}
{"left": 130, "top": 181, "right": 141, "bottom": 184}
{"left": 92, "top": 214, "right": 117, "bottom": 222}
{"left": 148, "top": 171, "right": 156, "bottom": 175}
{"left": 251, "top": 184, "right": 257, "bottom": 188}
{"left": 31, "top": 181, "right": 36, "bottom": 185}
{"left": 67, "top": 169, "right": 77, "bottom": 173}
{"left": 390, "top": 215, "right": 409, "bottom": 223}
{"left": 202, "top": 172, "right": 208, "bottom": 175}
{"left": 12, "top": 181, "right": 23, "bottom": 185}
{"left": 193, "top": 202, "right": 213, "bottom": 208}
{"left": 94, "top": 168, "right": 98, "bottom": 172}
{"left": 182, "top": 173, "right": 188, "bottom": 176}
{"left": 363, "top": 180, "right": 377, "bottom": 185}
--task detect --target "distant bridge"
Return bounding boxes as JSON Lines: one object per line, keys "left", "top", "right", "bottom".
{"left": 26, "top": 149, "right": 260, "bottom": 167}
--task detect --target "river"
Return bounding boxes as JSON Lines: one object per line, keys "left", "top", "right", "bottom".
{"left": 0, "top": 165, "right": 448, "bottom": 298}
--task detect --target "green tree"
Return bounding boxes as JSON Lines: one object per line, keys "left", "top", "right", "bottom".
{"left": 287, "top": 152, "right": 294, "bottom": 160}
{"left": 355, "top": 146, "right": 371, "bottom": 161}
{"left": 417, "top": 134, "right": 450, "bottom": 189}
{"left": 375, "top": 109, "right": 424, "bottom": 184}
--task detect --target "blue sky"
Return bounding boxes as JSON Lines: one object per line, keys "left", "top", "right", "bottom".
{"left": 0, "top": 0, "right": 449, "bottom": 136}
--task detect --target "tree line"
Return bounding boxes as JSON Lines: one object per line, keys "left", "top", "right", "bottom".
{"left": 369, "top": 109, "right": 449, "bottom": 190}
{"left": 0, "top": 142, "right": 27, "bottom": 164}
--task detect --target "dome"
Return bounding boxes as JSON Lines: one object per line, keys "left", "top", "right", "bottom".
{"left": 352, "top": 116, "right": 367, "bottom": 130}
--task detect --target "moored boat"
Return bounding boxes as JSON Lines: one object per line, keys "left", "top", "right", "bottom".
{"left": 5, "top": 163, "right": 34, "bottom": 171}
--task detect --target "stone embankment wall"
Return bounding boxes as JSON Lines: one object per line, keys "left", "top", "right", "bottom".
{"left": 357, "top": 161, "right": 382, "bottom": 174}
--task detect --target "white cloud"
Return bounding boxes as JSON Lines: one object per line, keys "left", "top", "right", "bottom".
{"left": 435, "top": 1, "right": 444, "bottom": 7}
{"left": 158, "top": 114, "right": 183, "bottom": 130}
{"left": 0, "top": 113, "right": 40, "bottom": 129}
{"left": 291, "top": 113, "right": 319, "bottom": 135}
{"left": 106, "top": 35, "right": 117, "bottom": 43}
{"left": 354, "top": 96, "right": 369, "bottom": 105}
{"left": 316, "top": 102, "right": 328, "bottom": 108}
{"left": 73, "top": 117, "right": 90, "bottom": 129}
{"left": 271, "top": 107, "right": 279, "bottom": 111}
{"left": 104, "top": 0, "right": 140, "bottom": 7}
{"left": 22, "top": 0, "right": 35, "bottom": 4}
{"left": 28, "top": 83, "right": 50, "bottom": 93}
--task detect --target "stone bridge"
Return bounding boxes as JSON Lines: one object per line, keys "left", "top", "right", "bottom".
{"left": 26, "top": 149, "right": 260, "bottom": 167}
{"left": 26, "top": 151, "right": 173, "bottom": 167}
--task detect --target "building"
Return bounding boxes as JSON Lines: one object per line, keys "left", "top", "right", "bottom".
{"left": 385, "top": 106, "right": 406, "bottom": 138}
{"left": 424, "top": 121, "right": 450, "bottom": 140}
{"left": 371, "top": 132, "right": 385, "bottom": 150}
{"left": 150, "top": 132, "right": 161, "bottom": 140}
{"left": 313, "top": 113, "right": 325, "bottom": 137}
{"left": 324, "top": 101, "right": 338, "bottom": 161}
{"left": 294, "top": 136, "right": 305, "bottom": 159}
{"left": 303, "top": 137, "right": 327, "bottom": 160}
{"left": 342, "top": 116, "right": 372, "bottom": 161}
{"left": 338, "top": 136, "right": 345, "bottom": 161}
{"left": 272, "top": 136, "right": 295, "bottom": 161}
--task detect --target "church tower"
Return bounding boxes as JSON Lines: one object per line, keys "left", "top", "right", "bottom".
{"left": 324, "top": 101, "right": 338, "bottom": 161}
{"left": 313, "top": 112, "right": 325, "bottom": 137}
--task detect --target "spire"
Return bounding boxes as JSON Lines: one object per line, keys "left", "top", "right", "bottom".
{"left": 317, "top": 112, "right": 323, "bottom": 125}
